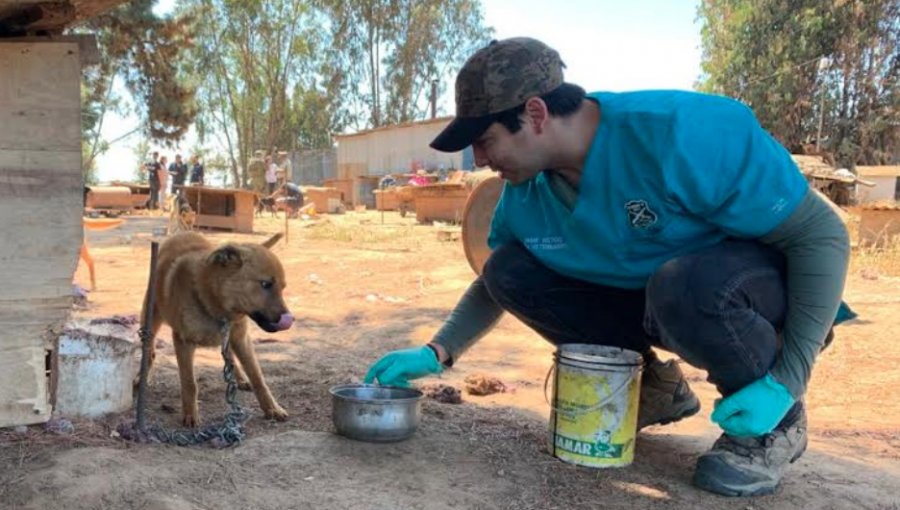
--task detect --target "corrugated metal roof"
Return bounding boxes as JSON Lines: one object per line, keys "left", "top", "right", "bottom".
{"left": 334, "top": 117, "right": 454, "bottom": 140}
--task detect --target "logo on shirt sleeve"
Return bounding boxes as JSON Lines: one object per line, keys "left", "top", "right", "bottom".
{"left": 624, "top": 200, "right": 658, "bottom": 229}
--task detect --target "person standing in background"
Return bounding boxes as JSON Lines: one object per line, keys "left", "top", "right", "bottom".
{"left": 265, "top": 155, "right": 278, "bottom": 194}
{"left": 168, "top": 154, "right": 189, "bottom": 195}
{"left": 157, "top": 155, "right": 169, "bottom": 211}
{"left": 189, "top": 155, "right": 204, "bottom": 186}
{"left": 145, "top": 151, "right": 161, "bottom": 210}
{"left": 278, "top": 151, "right": 292, "bottom": 186}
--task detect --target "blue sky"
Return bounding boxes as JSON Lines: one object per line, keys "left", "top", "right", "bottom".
{"left": 93, "top": 0, "right": 704, "bottom": 183}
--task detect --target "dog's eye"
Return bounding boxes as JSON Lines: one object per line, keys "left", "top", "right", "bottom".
{"left": 260, "top": 280, "right": 273, "bottom": 290}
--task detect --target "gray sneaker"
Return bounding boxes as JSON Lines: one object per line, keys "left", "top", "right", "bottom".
{"left": 693, "top": 408, "right": 808, "bottom": 496}
{"left": 638, "top": 359, "right": 701, "bottom": 429}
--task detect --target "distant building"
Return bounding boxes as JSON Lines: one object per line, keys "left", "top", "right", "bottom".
{"left": 856, "top": 166, "right": 900, "bottom": 203}
{"left": 334, "top": 117, "right": 474, "bottom": 179}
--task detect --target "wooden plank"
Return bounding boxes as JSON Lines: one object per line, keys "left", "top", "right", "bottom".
{"left": 857, "top": 166, "right": 900, "bottom": 178}
{"left": 0, "top": 107, "right": 80, "bottom": 150}
{"left": 0, "top": 148, "right": 79, "bottom": 171}
{"left": 0, "top": 43, "right": 80, "bottom": 108}
{"left": 0, "top": 43, "right": 80, "bottom": 153}
{"left": 0, "top": 41, "right": 82, "bottom": 427}
{"left": 2, "top": 35, "right": 99, "bottom": 67}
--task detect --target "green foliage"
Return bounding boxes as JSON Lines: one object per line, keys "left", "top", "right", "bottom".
{"left": 131, "top": 138, "right": 152, "bottom": 183}
{"left": 183, "top": 0, "right": 490, "bottom": 187}
{"left": 75, "top": 0, "right": 198, "bottom": 144}
{"left": 73, "top": 0, "right": 490, "bottom": 186}
{"left": 181, "top": 0, "right": 330, "bottom": 187}
{"left": 316, "top": 0, "right": 492, "bottom": 127}
{"left": 697, "top": 0, "right": 900, "bottom": 166}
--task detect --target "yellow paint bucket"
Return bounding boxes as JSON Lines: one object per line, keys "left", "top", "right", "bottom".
{"left": 546, "top": 344, "right": 643, "bottom": 468}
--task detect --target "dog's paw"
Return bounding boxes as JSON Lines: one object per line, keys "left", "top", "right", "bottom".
{"left": 237, "top": 379, "right": 252, "bottom": 391}
{"left": 264, "top": 404, "right": 289, "bottom": 421}
{"left": 182, "top": 412, "right": 200, "bottom": 428}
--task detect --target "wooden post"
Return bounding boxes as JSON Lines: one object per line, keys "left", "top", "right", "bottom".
{"left": 135, "top": 242, "right": 159, "bottom": 430}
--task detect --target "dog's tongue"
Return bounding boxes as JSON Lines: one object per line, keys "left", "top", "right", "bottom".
{"left": 275, "top": 313, "right": 294, "bottom": 331}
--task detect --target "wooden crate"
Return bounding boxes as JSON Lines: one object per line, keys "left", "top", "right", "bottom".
{"left": 111, "top": 181, "right": 151, "bottom": 209}
{"left": 85, "top": 185, "right": 133, "bottom": 211}
{"left": 179, "top": 186, "right": 257, "bottom": 233}
{"left": 304, "top": 187, "right": 344, "bottom": 213}
{"left": 374, "top": 188, "right": 401, "bottom": 211}
{"left": 323, "top": 178, "right": 353, "bottom": 205}
{"left": 411, "top": 184, "right": 470, "bottom": 224}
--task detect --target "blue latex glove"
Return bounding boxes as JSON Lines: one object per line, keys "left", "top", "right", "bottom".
{"left": 364, "top": 346, "right": 443, "bottom": 387}
{"left": 711, "top": 374, "right": 795, "bottom": 437}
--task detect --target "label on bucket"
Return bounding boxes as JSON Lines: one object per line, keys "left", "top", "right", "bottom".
{"left": 550, "top": 364, "right": 641, "bottom": 468}
{"left": 553, "top": 434, "right": 624, "bottom": 458}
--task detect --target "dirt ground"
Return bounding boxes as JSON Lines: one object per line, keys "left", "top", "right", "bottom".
{"left": 1, "top": 210, "right": 899, "bottom": 510}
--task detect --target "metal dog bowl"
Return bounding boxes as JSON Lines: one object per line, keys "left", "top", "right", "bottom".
{"left": 329, "top": 384, "right": 423, "bottom": 442}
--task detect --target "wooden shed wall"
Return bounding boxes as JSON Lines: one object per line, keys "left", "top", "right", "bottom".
{"left": 0, "top": 41, "right": 82, "bottom": 427}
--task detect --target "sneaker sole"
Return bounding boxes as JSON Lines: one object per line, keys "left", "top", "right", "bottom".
{"left": 692, "top": 433, "right": 808, "bottom": 497}
{"left": 693, "top": 467, "right": 778, "bottom": 497}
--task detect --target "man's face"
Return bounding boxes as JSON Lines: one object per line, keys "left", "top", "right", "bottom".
{"left": 176, "top": 155, "right": 182, "bottom": 163}
{"left": 471, "top": 120, "right": 544, "bottom": 185}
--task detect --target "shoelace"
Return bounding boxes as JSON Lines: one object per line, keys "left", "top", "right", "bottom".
{"left": 715, "top": 433, "right": 776, "bottom": 459}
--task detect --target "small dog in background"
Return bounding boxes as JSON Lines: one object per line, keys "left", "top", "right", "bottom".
{"left": 167, "top": 194, "right": 197, "bottom": 235}
{"left": 256, "top": 194, "right": 278, "bottom": 218}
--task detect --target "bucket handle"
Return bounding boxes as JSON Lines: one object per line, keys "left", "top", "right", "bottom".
{"left": 543, "top": 363, "right": 638, "bottom": 417}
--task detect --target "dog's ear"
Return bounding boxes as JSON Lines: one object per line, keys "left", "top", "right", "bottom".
{"left": 208, "top": 244, "right": 243, "bottom": 268}
{"left": 261, "top": 232, "right": 283, "bottom": 249}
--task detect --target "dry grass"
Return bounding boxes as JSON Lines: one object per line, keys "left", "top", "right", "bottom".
{"left": 301, "top": 218, "right": 423, "bottom": 249}
{"left": 850, "top": 238, "right": 900, "bottom": 278}
{"left": 844, "top": 209, "right": 900, "bottom": 277}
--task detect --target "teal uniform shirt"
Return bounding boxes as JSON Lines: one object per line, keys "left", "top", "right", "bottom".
{"left": 488, "top": 90, "right": 810, "bottom": 289}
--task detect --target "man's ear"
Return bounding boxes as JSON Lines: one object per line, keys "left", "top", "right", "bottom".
{"left": 261, "top": 232, "right": 283, "bottom": 249}
{"left": 524, "top": 97, "right": 549, "bottom": 134}
{"left": 208, "top": 245, "right": 243, "bottom": 268}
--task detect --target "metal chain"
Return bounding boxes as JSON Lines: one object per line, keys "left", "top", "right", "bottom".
{"left": 118, "top": 322, "right": 248, "bottom": 448}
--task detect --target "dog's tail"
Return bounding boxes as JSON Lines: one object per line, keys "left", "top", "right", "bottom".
{"left": 262, "top": 232, "right": 283, "bottom": 249}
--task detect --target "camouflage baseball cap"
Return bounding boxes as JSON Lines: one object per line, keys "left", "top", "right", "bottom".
{"left": 430, "top": 37, "right": 565, "bottom": 153}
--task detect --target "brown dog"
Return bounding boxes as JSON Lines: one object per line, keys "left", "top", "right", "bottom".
{"left": 142, "top": 231, "right": 294, "bottom": 427}
{"left": 167, "top": 194, "right": 197, "bottom": 234}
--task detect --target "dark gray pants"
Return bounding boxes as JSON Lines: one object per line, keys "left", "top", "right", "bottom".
{"left": 482, "top": 240, "right": 801, "bottom": 399}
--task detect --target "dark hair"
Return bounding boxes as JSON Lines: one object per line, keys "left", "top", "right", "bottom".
{"left": 490, "top": 82, "right": 586, "bottom": 134}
